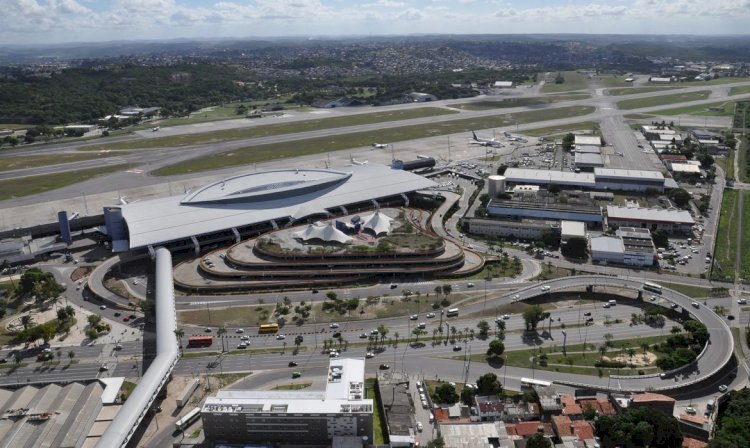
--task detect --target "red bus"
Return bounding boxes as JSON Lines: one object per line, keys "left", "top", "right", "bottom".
{"left": 187, "top": 336, "right": 213, "bottom": 348}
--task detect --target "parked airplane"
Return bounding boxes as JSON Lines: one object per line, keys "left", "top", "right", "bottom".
{"left": 470, "top": 131, "right": 502, "bottom": 147}
{"left": 372, "top": 143, "right": 388, "bottom": 149}
{"left": 349, "top": 155, "right": 368, "bottom": 165}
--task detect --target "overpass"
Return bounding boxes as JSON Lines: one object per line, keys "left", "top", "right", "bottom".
{"left": 506, "top": 275, "right": 734, "bottom": 392}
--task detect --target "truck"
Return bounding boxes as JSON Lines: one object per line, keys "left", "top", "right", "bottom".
{"left": 176, "top": 378, "right": 201, "bottom": 408}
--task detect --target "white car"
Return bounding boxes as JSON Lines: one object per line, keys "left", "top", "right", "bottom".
{"left": 330, "top": 323, "right": 339, "bottom": 329}
{"left": 365, "top": 352, "right": 375, "bottom": 358}
{"left": 738, "top": 298, "right": 747, "bottom": 305}
{"left": 410, "top": 314, "right": 418, "bottom": 320}
{"left": 685, "top": 407, "right": 696, "bottom": 415}
{"left": 329, "top": 351, "right": 339, "bottom": 358}
{"left": 417, "top": 422, "right": 423, "bottom": 432}
{"left": 240, "top": 335, "right": 250, "bottom": 341}
{"left": 426, "top": 312, "right": 436, "bottom": 318}
{"left": 276, "top": 335, "right": 286, "bottom": 340}
{"left": 501, "top": 314, "right": 510, "bottom": 320}
{"left": 235, "top": 328, "right": 245, "bottom": 334}
{"left": 99, "top": 305, "right": 107, "bottom": 310}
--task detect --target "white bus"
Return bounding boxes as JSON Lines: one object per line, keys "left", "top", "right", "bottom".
{"left": 643, "top": 282, "right": 662, "bottom": 295}
{"left": 520, "top": 377, "right": 553, "bottom": 388}
{"left": 175, "top": 407, "right": 201, "bottom": 432}
{"left": 446, "top": 308, "right": 459, "bottom": 317}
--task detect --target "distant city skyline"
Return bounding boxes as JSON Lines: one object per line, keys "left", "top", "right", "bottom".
{"left": 2, "top": 0, "right": 750, "bottom": 46}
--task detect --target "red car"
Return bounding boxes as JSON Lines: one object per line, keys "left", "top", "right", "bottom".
{"left": 123, "top": 317, "right": 130, "bottom": 322}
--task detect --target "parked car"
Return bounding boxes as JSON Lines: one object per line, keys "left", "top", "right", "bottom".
{"left": 379, "top": 364, "right": 390, "bottom": 370}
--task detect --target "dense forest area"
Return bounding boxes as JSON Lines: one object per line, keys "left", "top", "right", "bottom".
{"left": 0, "top": 63, "right": 256, "bottom": 125}
{"left": 709, "top": 388, "right": 750, "bottom": 448}
{"left": 0, "top": 64, "right": 532, "bottom": 125}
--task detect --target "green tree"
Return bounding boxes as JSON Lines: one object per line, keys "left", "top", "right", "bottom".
{"left": 522, "top": 305, "right": 550, "bottom": 331}
{"left": 326, "top": 291, "right": 338, "bottom": 301}
{"left": 651, "top": 229, "right": 669, "bottom": 248}
{"left": 476, "top": 320, "right": 490, "bottom": 339}
{"left": 412, "top": 327, "right": 426, "bottom": 343}
{"left": 487, "top": 339, "right": 505, "bottom": 358}
{"left": 434, "top": 383, "right": 458, "bottom": 404}
{"left": 68, "top": 350, "right": 75, "bottom": 364}
{"left": 441, "top": 284, "right": 452, "bottom": 297}
{"left": 460, "top": 386, "right": 475, "bottom": 406}
{"left": 668, "top": 188, "right": 692, "bottom": 208}
{"left": 595, "top": 406, "right": 682, "bottom": 448}
{"left": 562, "top": 236, "right": 588, "bottom": 259}
{"left": 20, "top": 315, "right": 33, "bottom": 330}
{"left": 527, "top": 433, "right": 551, "bottom": 448}
{"left": 476, "top": 373, "right": 503, "bottom": 395}
{"left": 562, "top": 133, "right": 575, "bottom": 152}
{"left": 377, "top": 324, "right": 389, "bottom": 345}
{"left": 426, "top": 437, "right": 445, "bottom": 448}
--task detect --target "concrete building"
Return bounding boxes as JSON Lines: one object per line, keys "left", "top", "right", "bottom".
{"left": 574, "top": 152, "right": 604, "bottom": 170}
{"left": 408, "top": 92, "right": 438, "bottom": 102}
{"left": 493, "top": 81, "right": 515, "bottom": 88}
{"left": 560, "top": 221, "right": 586, "bottom": 243}
{"left": 474, "top": 395, "right": 541, "bottom": 423}
{"left": 488, "top": 197, "right": 603, "bottom": 225}
{"left": 606, "top": 205, "right": 695, "bottom": 234}
{"left": 611, "top": 392, "right": 675, "bottom": 416}
{"left": 590, "top": 227, "right": 655, "bottom": 267}
{"left": 439, "top": 422, "right": 512, "bottom": 448}
{"left": 574, "top": 135, "right": 602, "bottom": 147}
{"left": 502, "top": 168, "right": 666, "bottom": 192}
{"left": 377, "top": 371, "right": 415, "bottom": 447}
{"left": 0, "top": 382, "right": 104, "bottom": 448}
{"left": 202, "top": 358, "right": 373, "bottom": 446}
{"left": 466, "top": 218, "right": 560, "bottom": 240}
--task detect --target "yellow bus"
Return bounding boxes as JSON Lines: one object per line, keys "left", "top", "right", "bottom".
{"left": 259, "top": 323, "right": 280, "bottom": 334}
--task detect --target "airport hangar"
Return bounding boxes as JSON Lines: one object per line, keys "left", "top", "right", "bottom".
{"left": 103, "top": 164, "right": 437, "bottom": 256}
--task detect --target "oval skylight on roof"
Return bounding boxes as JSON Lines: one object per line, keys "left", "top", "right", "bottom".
{"left": 181, "top": 169, "right": 352, "bottom": 205}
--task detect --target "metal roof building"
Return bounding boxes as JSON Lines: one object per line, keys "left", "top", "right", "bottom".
{"left": 574, "top": 135, "right": 602, "bottom": 146}
{"left": 502, "top": 168, "right": 596, "bottom": 188}
{"left": 107, "top": 164, "right": 435, "bottom": 252}
{"left": 606, "top": 205, "right": 694, "bottom": 234}
{"left": 502, "top": 168, "right": 666, "bottom": 192}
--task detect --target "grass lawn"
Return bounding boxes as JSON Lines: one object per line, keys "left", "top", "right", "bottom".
{"left": 678, "top": 77, "right": 750, "bottom": 87}
{"left": 623, "top": 113, "right": 655, "bottom": 120}
{"left": 178, "top": 304, "right": 276, "bottom": 327}
{"left": 740, "top": 191, "right": 750, "bottom": 281}
{"left": 730, "top": 85, "right": 750, "bottom": 96}
{"left": 89, "top": 107, "right": 458, "bottom": 151}
{"left": 0, "top": 123, "right": 31, "bottom": 130}
{"left": 533, "top": 266, "right": 576, "bottom": 281}
{"left": 654, "top": 282, "right": 712, "bottom": 298}
{"left": 0, "top": 164, "right": 132, "bottom": 200}
{"left": 713, "top": 189, "right": 739, "bottom": 281}
{"left": 467, "top": 335, "right": 671, "bottom": 377}
{"left": 462, "top": 263, "right": 520, "bottom": 281}
{"left": 120, "top": 380, "right": 137, "bottom": 401}
{"left": 452, "top": 94, "right": 589, "bottom": 111}
{"left": 272, "top": 382, "right": 312, "bottom": 390}
{"left": 366, "top": 378, "right": 388, "bottom": 445}
{"left": 649, "top": 101, "right": 736, "bottom": 117}
{"left": 617, "top": 91, "right": 711, "bottom": 110}
{"left": 607, "top": 86, "right": 682, "bottom": 96}
{"left": 740, "top": 137, "right": 749, "bottom": 182}
{"left": 593, "top": 76, "right": 632, "bottom": 88}
{"left": 214, "top": 372, "right": 251, "bottom": 389}
{"left": 154, "top": 105, "right": 596, "bottom": 176}
{"left": 714, "top": 152, "right": 734, "bottom": 179}
{"left": 541, "top": 71, "right": 590, "bottom": 93}
{"left": 522, "top": 121, "right": 599, "bottom": 137}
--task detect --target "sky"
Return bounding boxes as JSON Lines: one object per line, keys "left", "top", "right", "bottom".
{"left": 2, "top": 0, "right": 750, "bottom": 45}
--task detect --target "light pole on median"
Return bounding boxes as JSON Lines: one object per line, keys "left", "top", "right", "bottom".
{"left": 562, "top": 330, "right": 567, "bottom": 356}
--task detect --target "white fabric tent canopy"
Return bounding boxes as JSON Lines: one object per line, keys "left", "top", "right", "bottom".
{"left": 294, "top": 222, "right": 352, "bottom": 244}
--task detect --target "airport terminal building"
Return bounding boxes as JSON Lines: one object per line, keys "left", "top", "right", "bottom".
{"left": 103, "top": 164, "right": 436, "bottom": 255}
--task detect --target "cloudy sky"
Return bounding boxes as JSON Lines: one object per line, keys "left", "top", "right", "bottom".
{"left": 2, "top": 0, "right": 749, "bottom": 45}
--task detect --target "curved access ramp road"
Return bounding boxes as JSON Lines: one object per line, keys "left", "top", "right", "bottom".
{"left": 507, "top": 275, "right": 733, "bottom": 392}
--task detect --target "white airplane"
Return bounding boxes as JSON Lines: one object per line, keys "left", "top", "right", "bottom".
{"left": 470, "top": 131, "right": 502, "bottom": 148}
{"left": 372, "top": 143, "right": 388, "bottom": 149}
{"left": 349, "top": 155, "right": 368, "bottom": 165}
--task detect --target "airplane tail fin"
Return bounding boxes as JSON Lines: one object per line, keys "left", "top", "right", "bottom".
{"left": 472, "top": 131, "right": 478, "bottom": 141}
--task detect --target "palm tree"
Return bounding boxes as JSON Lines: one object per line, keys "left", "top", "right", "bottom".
{"left": 599, "top": 345, "right": 607, "bottom": 360}
{"left": 50, "top": 295, "right": 60, "bottom": 311}
{"left": 20, "top": 315, "right": 33, "bottom": 330}
{"left": 393, "top": 331, "right": 399, "bottom": 347}
{"left": 174, "top": 329, "right": 185, "bottom": 354}
{"left": 55, "top": 351, "right": 62, "bottom": 363}
{"left": 434, "top": 286, "right": 442, "bottom": 298}
{"left": 68, "top": 350, "right": 75, "bottom": 364}
{"left": 217, "top": 326, "right": 227, "bottom": 352}
{"left": 627, "top": 348, "right": 636, "bottom": 362}
{"left": 377, "top": 325, "right": 389, "bottom": 346}
{"left": 65, "top": 305, "right": 75, "bottom": 319}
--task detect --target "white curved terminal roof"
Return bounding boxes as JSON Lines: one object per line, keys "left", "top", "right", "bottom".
{"left": 119, "top": 164, "right": 435, "bottom": 250}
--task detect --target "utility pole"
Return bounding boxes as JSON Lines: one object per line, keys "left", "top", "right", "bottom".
{"left": 562, "top": 330, "right": 567, "bottom": 356}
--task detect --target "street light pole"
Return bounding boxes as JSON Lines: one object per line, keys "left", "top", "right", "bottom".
{"left": 562, "top": 330, "right": 567, "bottom": 356}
